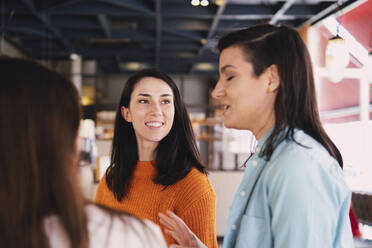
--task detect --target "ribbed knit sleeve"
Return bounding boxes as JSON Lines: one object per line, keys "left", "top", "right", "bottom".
{"left": 175, "top": 169, "right": 217, "bottom": 248}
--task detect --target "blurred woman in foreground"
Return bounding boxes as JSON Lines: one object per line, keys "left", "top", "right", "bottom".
{"left": 0, "top": 58, "right": 167, "bottom": 248}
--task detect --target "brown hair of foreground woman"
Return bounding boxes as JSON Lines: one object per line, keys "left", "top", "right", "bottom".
{"left": 0, "top": 58, "right": 167, "bottom": 248}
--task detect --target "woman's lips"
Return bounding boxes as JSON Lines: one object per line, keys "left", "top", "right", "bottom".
{"left": 145, "top": 121, "right": 164, "bottom": 128}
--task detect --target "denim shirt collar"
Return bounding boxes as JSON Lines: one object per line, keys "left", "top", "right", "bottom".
{"left": 255, "top": 126, "right": 274, "bottom": 154}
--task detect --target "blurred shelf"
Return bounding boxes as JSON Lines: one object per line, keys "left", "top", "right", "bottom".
{"left": 96, "top": 138, "right": 113, "bottom": 141}
{"left": 192, "top": 119, "right": 222, "bottom": 126}
{"left": 197, "top": 135, "right": 222, "bottom": 141}
{"left": 97, "top": 119, "right": 114, "bottom": 125}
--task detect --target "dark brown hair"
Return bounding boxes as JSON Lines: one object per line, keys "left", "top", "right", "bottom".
{"left": 217, "top": 24, "right": 343, "bottom": 168}
{"left": 0, "top": 58, "right": 87, "bottom": 247}
{"left": 106, "top": 69, "right": 206, "bottom": 201}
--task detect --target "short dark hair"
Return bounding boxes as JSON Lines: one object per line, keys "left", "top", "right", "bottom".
{"left": 218, "top": 24, "right": 343, "bottom": 168}
{"left": 106, "top": 69, "right": 206, "bottom": 201}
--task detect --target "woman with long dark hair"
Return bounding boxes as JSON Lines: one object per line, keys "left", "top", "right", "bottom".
{"left": 159, "top": 24, "right": 353, "bottom": 247}
{"left": 95, "top": 69, "right": 217, "bottom": 247}
{"left": 0, "top": 58, "right": 167, "bottom": 248}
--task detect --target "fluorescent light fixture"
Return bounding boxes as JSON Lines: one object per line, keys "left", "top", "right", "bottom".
{"left": 194, "top": 63, "right": 216, "bottom": 71}
{"left": 120, "top": 62, "right": 147, "bottom": 71}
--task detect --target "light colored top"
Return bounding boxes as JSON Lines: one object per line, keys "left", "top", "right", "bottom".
{"left": 44, "top": 204, "right": 167, "bottom": 248}
{"left": 223, "top": 128, "right": 354, "bottom": 248}
{"left": 95, "top": 161, "right": 217, "bottom": 247}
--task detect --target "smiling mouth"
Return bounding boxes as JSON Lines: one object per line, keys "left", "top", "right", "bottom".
{"left": 222, "top": 104, "right": 230, "bottom": 110}
{"left": 145, "top": 121, "right": 164, "bottom": 128}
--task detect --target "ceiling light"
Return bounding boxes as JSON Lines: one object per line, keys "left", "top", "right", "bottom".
{"left": 325, "top": 35, "right": 350, "bottom": 83}
{"left": 194, "top": 63, "right": 216, "bottom": 71}
{"left": 120, "top": 62, "right": 147, "bottom": 71}
{"left": 70, "top": 53, "right": 80, "bottom": 60}
{"left": 191, "top": 0, "right": 200, "bottom": 6}
{"left": 200, "top": 0, "right": 209, "bottom": 6}
{"left": 178, "top": 52, "right": 196, "bottom": 58}
{"left": 215, "top": 0, "right": 223, "bottom": 6}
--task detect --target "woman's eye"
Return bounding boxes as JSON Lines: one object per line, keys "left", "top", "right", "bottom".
{"left": 138, "top": 99, "right": 149, "bottom": 104}
{"left": 162, "top": 99, "right": 171, "bottom": 104}
{"left": 227, "top": 76, "right": 234, "bottom": 81}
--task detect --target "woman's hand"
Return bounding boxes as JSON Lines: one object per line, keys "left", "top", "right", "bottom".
{"left": 159, "top": 210, "right": 207, "bottom": 248}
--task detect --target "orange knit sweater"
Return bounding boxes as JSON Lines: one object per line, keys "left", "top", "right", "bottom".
{"left": 95, "top": 161, "right": 217, "bottom": 248}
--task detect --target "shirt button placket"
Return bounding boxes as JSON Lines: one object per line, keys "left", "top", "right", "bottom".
{"left": 251, "top": 160, "right": 258, "bottom": 167}
{"left": 256, "top": 146, "right": 261, "bottom": 153}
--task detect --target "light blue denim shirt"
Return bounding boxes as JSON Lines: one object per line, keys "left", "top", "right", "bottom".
{"left": 223, "top": 128, "right": 353, "bottom": 248}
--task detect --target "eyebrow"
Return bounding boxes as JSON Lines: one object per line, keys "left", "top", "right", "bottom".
{"left": 137, "top": 93, "right": 173, "bottom": 97}
{"left": 220, "top": 64, "right": 236, "bottom": 73}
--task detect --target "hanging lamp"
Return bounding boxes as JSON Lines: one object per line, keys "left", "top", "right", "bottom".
{"left": 325, "top": 0, "right": 350, "bottom": 83}
{"left": 325, "top": 34, "right": 350, "bottom": 83}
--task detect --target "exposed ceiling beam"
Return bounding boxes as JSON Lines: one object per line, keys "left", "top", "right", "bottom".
{"left": 221, "top": 14, "right": 309, "bottom": 20}
{"left": 1, "top": 27, "right": 52, "bottom": 38}
{"left": 75, "top": 48, "right": 154, "bottom": 57}
{"left": 223, "top": 4, "right": 276, "bottom": 15}
{"left": 98, "top": 15, "right": 112, "bottom": 39}
{"left": 135, "top": 42, "right": 201, "bottom": 50}
{"left": 49, "top": 4, "right": 150, "bottom": 16}
{"left": 97, "top": 14, "right": 121, "bottom": 71}
{"left": 21, "top": 0, "right": 73, "bottom": 52}
{"left": 205, "top": 2, "right": 228, "bottom": 41}
{"left": 39, "top": 0, "right": 83, "bottom": 12}
{"left": 163, "top": 14, "right": 214, "bottom": 20}
{"left": 286, "top": 3, "right": 331, "bottom": 16}
{"left": 163, "top": 5, "right": 216, "bottom": 17}
{"left": 101, "top": 0, "right": 153, "bottom": 14}
{"left": 190, "top": 0, "right": 228, "bottom": 73}
{"left": 269, "top": 0, "right": 296, "bottom": 25}
{"left": 163, "top": 29, "right": 203, "bottom": 41}
{"left": 53, "top": 16, "right": 100, "bottom": 29}
{"left": 299, "top": 0, "right": 354, "bottom": 28}
{"left": 63, "top": 29, "right": 153, "bottom": 40}
{"left": 155, "top": 0, "right": 161, "bottom": 68}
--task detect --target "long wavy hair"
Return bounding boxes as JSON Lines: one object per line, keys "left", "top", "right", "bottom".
{"left": 106, "top": 69, "right": 206, "bottom": 201}
{"left": 217, "top": 24, "right": 343, "bottom": 168}
{"left": 0, "top": 58, "right": 88, "bottom": 247}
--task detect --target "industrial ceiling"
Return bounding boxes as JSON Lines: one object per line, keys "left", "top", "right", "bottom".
{"left": 0, "top": 0, "right": 359, "bottom": 75}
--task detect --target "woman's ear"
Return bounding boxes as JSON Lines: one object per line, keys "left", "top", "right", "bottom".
{"left": 266, "top": 64, "right": 280, "bottom": 92}
{"left": 121, "top": 106, "right": 132, "bottom": 122}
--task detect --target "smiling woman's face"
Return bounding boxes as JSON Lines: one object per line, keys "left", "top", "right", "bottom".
{"left": 121, "top": 77, "right": 175, "bottom": 147}
{"left": 211, "top": 46, "right": 278, "bottom": 138}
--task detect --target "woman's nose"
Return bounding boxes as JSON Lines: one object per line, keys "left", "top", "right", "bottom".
{"left": 211, "top": 80, "right": 225, "bottom": 99}
{"left": 151, "top": 102, "right": 162, "bottom": 115}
